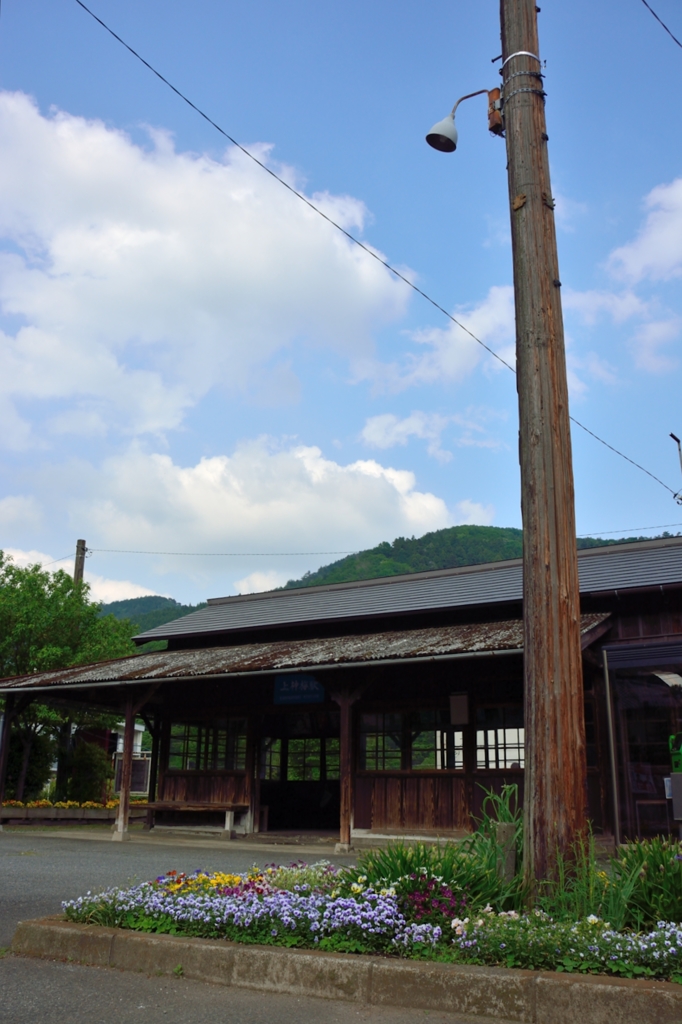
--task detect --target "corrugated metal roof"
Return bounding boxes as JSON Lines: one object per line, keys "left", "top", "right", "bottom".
{"left": 134, "top": 537, "right": 682, "bottom": 642}
{"left": 0, "top": 613, "right": 609, "bottom": 693}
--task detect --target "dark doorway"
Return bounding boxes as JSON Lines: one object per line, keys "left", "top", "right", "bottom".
{"left": 258, "top": 709, "right": 340, "bottom": 830}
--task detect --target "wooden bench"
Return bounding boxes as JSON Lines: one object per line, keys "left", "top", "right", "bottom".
{"left": 146, "top": 802, "right": 249, "bottom": 837}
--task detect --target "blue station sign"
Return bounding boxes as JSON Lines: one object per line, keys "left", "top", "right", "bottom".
{"left": 274, "top": 674, "right": 325, "bottom": 705}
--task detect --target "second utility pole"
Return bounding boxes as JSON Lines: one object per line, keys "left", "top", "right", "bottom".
{"left": 74, "top": 539, "right": 87, "bottom": 585}
{"left": 500, "top": 0, "right": 586, "bottom": 885}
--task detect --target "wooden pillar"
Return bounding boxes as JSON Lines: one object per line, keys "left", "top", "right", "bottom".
{"left": 0, "top": 695, "right": 16, "bottom": 829}
{"left": 113, "top": 696, "right": 134, "bottom": 842}
{"left": 144, "top": 712, "right": 161, "bottom": 831}
{"left": 501, "top": 0, "right": 586, "bottom": 886}
{"left": 332, "top": 686, "right": 361, "bottom": 853}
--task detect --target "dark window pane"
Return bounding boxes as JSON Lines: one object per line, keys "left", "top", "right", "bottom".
{"left": 325, "top": 738, "right": 340, "bottom": 780}
{"left": 260, "top": 738, "right": 281, "bottom": 780}
{"left": 359, "top": 713, "right": 404, "bottom": 770}
{"left": 476, "top": 706, "right": 524, "bottom": 769}
{"left": 288, "top": 738, "right": 321, "bottom": 781}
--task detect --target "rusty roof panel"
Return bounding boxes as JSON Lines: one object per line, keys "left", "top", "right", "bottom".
{"left": 133, "top": 537, "right": 682, "bottom": 642}
{"left": 0, "top": 613, "right": 610, "bottom": 693}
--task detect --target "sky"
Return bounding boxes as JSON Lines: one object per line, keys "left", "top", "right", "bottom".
{"left": 0, "top": 0, "right": 681, "bottom": 604}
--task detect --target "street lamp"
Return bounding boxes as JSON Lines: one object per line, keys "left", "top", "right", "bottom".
{"left": 426, "top": 89, "right": 503, "bottom": 152}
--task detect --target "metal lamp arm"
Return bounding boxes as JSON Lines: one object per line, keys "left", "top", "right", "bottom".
{"left": 450, "top": 89, "right": 490, "bottom": 116}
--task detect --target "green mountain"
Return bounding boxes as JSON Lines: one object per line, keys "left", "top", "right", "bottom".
{"left": 280, "top": 525, "right": 677, "bottom": 590}
{"left": 100, "top": 595, "right": 206, "bottom": 634}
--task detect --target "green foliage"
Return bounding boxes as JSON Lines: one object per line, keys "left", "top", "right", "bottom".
{"left": 265, "top": 860, "right": 337, "bottom": 893}
{"left": 67, "top": 741, "right": 114, "bottom": 804}
{"left": 343, "top": 785, "right": 524, "bottom": 912}
{"left": 281, "top": 526, "right": 670, "bottom": 590}
{"left": 100, "top": 595, "right": 206, "bottom": 634}
{"left": 5, "top": 730, "right": 55, "bottom": 801}
{"left": 535, "top": 833, "right": 682, "bottom": 930}
{"left": 0, "top": 550, "right": 136, "bottom": 678}
{"left": 611, "top": 836, "right": 682, "bottom": 928}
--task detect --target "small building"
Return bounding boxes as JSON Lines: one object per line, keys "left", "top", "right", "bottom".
{"left": 1, "top": 536, "right": 681, "bottom": 845}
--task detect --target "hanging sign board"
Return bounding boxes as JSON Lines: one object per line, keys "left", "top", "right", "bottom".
{"left": 274, "top": 674, "right": 325, "bottom": 705}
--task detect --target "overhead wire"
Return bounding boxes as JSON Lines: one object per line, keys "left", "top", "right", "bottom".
{"left": 73, "top": 0, "right": 678, "bottom": 500}
{"left": 639, "top": 0, "right": 682, "bottom": 49}
{"left": 88, "top": 548, "right": 356, "bottom": 557}
{"left": 577, "top": 522, "right": 682, "bottom": 537}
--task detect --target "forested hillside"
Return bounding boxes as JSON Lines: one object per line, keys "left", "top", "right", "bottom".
{"left": 100, "top": 595, "right": 206, "bottom": 633}
{"left": 281, "top": 525, "right": 668, "bottom": 590}
{"left": 101, "top": 527, "right": 675, "bottom": 630}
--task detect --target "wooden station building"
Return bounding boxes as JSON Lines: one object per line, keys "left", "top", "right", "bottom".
{"left": 2, "top": 536, "right": 682, "bottom": 847}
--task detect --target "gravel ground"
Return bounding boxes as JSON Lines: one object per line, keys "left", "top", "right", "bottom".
{"left": 0, "top": 829, "right": 478, "bottom": 1024}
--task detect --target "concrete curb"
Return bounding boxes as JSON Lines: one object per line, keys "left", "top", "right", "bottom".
{"left": 12, "top": 916, "right": 682, "bottom": 1024}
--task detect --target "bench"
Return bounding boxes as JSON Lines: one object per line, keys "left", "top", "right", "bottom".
{"left": 146, "top": 802, "right": 249, "bottom": 836}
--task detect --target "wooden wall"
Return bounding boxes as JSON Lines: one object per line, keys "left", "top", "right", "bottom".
{"left": 354, "top": 774, "right": 469, "bottom": 832}
{"left": 158, "top": 770, "right": 249, "bottom": 805}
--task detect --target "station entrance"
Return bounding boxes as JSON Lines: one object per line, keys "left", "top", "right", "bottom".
{"left": 258, "top": 708, "right": 340, "bottom": 831}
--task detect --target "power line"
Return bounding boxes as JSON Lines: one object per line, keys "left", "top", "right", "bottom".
{"left": 88, "top": 548, "right": 356, "bottom": 557}
{"left": 39, "top": 553, "right": 75, "bottom": 568}
{"left": 568, "top": 417, "right": 677, "bottom": 497}
{"left": 73, "top": 0, "right": 678, "bottom": 501}
{"left": 577, "top": 522, "right": 682, "bottom": 537}
{"left": 639, "top": 0, "right": 682, "bottom": 49}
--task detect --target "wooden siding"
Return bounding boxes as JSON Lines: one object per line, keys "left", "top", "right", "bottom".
{"left": 355, "top": 774, "right": 468, "bottom": 832}
{"left": 159, "top": 771, "right": 249, "bottom": 806}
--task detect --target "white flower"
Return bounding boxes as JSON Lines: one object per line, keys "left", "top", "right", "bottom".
{"left": 586, "top": 915, "right": 600, "bottom": 925}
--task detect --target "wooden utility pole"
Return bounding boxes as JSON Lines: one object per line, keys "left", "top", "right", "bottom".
{"left": 500, "top": 0, "right": 586, "bottom": 884}
{"left": 73, "top": 539, "right": 87, "bottom": 585}
{"left": 113, "top": 696, "right": 134, "bottom": 842}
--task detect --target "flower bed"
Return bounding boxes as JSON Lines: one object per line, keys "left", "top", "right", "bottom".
{"left": 2, "top": 799, "right": 148, "bottom": 809}
{"left": 62, "top": 861, "right": 682, "bottom": 983}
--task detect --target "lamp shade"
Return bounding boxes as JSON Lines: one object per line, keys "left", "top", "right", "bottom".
{"left": 425, "top": 114, "right": 458, "bottom": 152}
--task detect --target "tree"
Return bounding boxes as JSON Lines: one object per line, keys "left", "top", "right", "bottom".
{"left": 0, "top": 551, "right": 138, "bottom": 800}
{"left": 0, "top": 552, "right": 136, "bottom": 679}
{"left": 67, "top": 741, "right": 114, "bottom": 803}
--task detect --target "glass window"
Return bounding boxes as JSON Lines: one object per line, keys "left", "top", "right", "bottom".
{"left": 411, "top": 710, "right": 464, "bottom": 770}
{"left": 287, "top": 737, "right": 321, "bottom": 781}
{"left": 325, "top": 738, "right": 340, "bottom": 779}
{"left": 260, "top": 737, "right": 281, "bottom": 780}
{"left": 359, "top": 713, "right": 404, "bottom": 770}
{"left": 476, "top": 706, "right": 524, "bottom": 769}
{"left": 168, "top": 719, "right": 247, "bottom": 771}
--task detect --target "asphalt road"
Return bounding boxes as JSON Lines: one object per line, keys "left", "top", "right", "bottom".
{"left": 0, "top": 830, "right": 474, "bottom": 1024}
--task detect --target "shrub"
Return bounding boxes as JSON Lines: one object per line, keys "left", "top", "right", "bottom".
{"left": 67, "top": 742, "right": 113, "bottom": 804}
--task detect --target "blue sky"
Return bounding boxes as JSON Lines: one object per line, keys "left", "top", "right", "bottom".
{"left": 0, "top": 0, "right": 681, "bottom": 604}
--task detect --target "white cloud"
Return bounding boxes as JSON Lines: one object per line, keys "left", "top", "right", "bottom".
{"left": 0, "top": 92, "right": 408, "bottom": 443}
{"left": 359, "top": 285, "right": 516, "bottom": 391}
{"left": 608, "top": 177, "right": 682, "bottom": 283}
{"left": 630, "top": 319, "right": 681, "bottom": 373}
{"left": 454, "top": 499, "right": 495, "bottom": 526}
{"left": 563, "top": 288, "right": 646, "bottom": 325}
{"left": 234, "top": 570, "right": 288, "bottom": 595}
{"left": 84, "top": 572, "right": 159, "bottom": 604}
{"left": 361, "top": 409, "right": 504, "bottom": 461}
{"left": 1, "top": 546, "right": 155, "bottom": 602}
{"left": 0, "top": 494, "right": 41, "bottom": 528}
{"left": 361, "top": 412, "right": 452, "bottom": 461}
{"left": 75, "top": 439, "right": 453, "bottom": 561}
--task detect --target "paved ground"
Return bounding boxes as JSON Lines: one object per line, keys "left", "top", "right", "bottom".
{"left": 0, "top": 827, "right": 352, "bottom": 947}
{"left": 0, "top": 829, "right": 474, "bottom": 1024}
